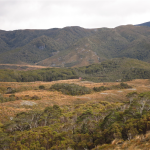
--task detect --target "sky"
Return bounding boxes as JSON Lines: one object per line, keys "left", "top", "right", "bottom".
{"left": 0, "top": 0, "right": 150, "bottom": 31}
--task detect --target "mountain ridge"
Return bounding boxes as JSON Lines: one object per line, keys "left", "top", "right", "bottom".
{"left": 136, "top": 21, "right": 150, "bottom": 27}
{"left": 1, "top": 23, "right": 150, "bottom": 67}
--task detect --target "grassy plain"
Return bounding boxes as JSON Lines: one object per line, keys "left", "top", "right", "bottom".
{"left": 0, "top": 79, "right": 150, "bottom": 123}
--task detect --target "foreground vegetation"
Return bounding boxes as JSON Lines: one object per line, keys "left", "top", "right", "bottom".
{"left": 0, "top": 78, "right": 150, "bottom": 149}
{"left": 0, "top": 79, "right": 150, "bottom": 150}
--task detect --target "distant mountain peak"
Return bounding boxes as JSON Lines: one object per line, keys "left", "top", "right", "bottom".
{"left": 136, "top": 21, "right": 150, "bottom": 27}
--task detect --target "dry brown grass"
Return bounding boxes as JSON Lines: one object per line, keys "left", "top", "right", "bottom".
{"left": 38, "top": 48, "right": 100, "bottom": 67}
{"left": 0, "top": 79, "right": 150, "bottom": 123}
{"left": 93, "top": 132, "right": 150, "bottom": 150}
{"left": 0, "top": 104, "right": 31, "bottom": 122}
{"left": 0, "top": 64, "right": 51, "bottom": 70}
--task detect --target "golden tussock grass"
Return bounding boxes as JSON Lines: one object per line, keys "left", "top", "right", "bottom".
{"left": 0, "top": 79, "right": 150, "bottom": 123}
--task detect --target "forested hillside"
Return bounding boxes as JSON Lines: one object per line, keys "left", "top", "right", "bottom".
{"left": 1, "top": 24, "right": 150, "bottom": 67}
{"left": 0, "top": 58, "right": 150, "bottom": 82}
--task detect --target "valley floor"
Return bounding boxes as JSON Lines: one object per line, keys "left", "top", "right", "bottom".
{"left": 0, "top": 79, "right": 150, "bottom": 122}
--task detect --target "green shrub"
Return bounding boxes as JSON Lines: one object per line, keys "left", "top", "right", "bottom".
{"left": 6, "top": 87, "right": 16, "bottom": 94}
{"left": 111, "top": 83, "right": 132, "bottom": 89}
{"left": 9, "top": 94, "right": 16, "bottom": 101}
{"left": 0, "top": 94, "right": 16, "bottom": 103}
{"left": 77, "top": 109, "right": 93, "bottom": 122}
{"left": 30, "top": 95, "right": 40, "bottom": 100}
{"left": 39, "top": 85, "right": 45, "bottom": 90}
{"left": 93, "top": 86, "right": 110, "bottom": 92}
{"left": 93, "top": 83, "right": 132, "bottom": 93}
{"left": 50, "top": 83, "right": 92, "bottom": 95}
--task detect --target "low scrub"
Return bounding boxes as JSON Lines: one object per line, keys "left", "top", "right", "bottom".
{"left": 30, "top": 95, "right": 41, "bottom": 100}
{"left": 50, "top": 83, "right": 92, "bottom": 95}
{"left": 93, "top": 86, "right": 110, "bottom": 92}
{"left": 111, "top": 82, "right": 132, "bottom": 89}
{"left": 93, "top": 83, "right": 132, "bottom": 92}
{"left": 39, "top": 85, "right": 45, "bottom": 90}
{"left": 0, "top": 94, "right": 16, "bottom": 103}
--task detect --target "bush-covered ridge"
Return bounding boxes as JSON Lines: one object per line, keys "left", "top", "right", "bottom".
{"left": 0, "top": 58, "right": 150, "bottom": 82}
{"left": 76, "top": 57, "right": 150, "bottom": 82}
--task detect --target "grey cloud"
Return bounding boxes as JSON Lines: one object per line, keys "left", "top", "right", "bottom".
{"left": 0, "top": 0, "right": 150, "bottom": 30}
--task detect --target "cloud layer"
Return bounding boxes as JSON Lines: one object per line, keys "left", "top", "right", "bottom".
{"left": 0, "top": 0, "right": 150, "bottom": 30}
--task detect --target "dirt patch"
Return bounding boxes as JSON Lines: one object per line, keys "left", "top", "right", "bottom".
{"left": 127, "top": 88, "right": 136, "bottom": 90}
{"left": 100, "top": 93, "right": 109, "bottom": 95}
{"left": 76, "top": 96, "right": 91, "bottom": 100}
{"left": 21, "top": 100, "right": 37, "bottom": 106}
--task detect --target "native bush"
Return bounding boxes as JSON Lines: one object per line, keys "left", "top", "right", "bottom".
{"left": 93, "top": 86, "right": 110, "bottom": 92}
{"left": 50, "top": 83, "right": 92, "bottom": 95}
{"left": 39, "top": 85, "right": 45, "bottom": 90}
{"left": 93, "top": 83, "right": 132, "bottom": 93}
{"left": 110, "top": 83, "right": 132, "bottom": 89}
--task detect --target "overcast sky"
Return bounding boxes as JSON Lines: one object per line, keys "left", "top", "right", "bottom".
{"left": 0, "top": 0, "right": 150, "bottom": 31}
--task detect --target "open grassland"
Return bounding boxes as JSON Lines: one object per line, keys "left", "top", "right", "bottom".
{"left": 0, "top": 63, "right": 51, "bottom": 70}
{"left": 0, "top": 79, "right": 150, "bottom": 123}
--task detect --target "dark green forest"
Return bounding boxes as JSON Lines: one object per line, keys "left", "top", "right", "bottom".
{"left": 0, "top": 68, "right": 78, "bottom": 82}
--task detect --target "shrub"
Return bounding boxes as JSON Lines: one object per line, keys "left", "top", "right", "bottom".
{"left": 111, "top": 83, "right": 132, "bottom": 89}
{"left": 39, "top": 85, "right": 45, "bottom": 90}
{"left": 9, "top": 94, "right": 16, "bottom": 101}
{"left": 50, "top": 83, "right": 92, "bottom": 95}
{"left": 0, "top": 94, "right": 16, "bottom": 103}
{"left": 77, "top": 109, "right": 93, "bottom": 122}
{"left": 93, "top": 83, "right": 132, "bottom": 93}
{"left": 93, "top": 86, "right": 110, "bottom": 92}
{"left": 6, "top": 87, "right": 16, "bottom": 94}
{"left": 30, "top": 95, "right": 40, "bottom": 100}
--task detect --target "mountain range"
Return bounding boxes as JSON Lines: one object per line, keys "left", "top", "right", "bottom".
{"left": 0, "top": 21, "right": 150, "bottom": 67}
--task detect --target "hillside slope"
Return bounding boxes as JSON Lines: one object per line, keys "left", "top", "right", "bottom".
{"left": 1, "top": 24, "right": 150, "bottom": 66}
{"left": 76, "top": 57, "right": 150, "bottom": 82}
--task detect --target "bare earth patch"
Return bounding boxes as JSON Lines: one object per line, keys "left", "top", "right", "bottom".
{"left": 21, "top": 100, "right": 37, "bottom": 106}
